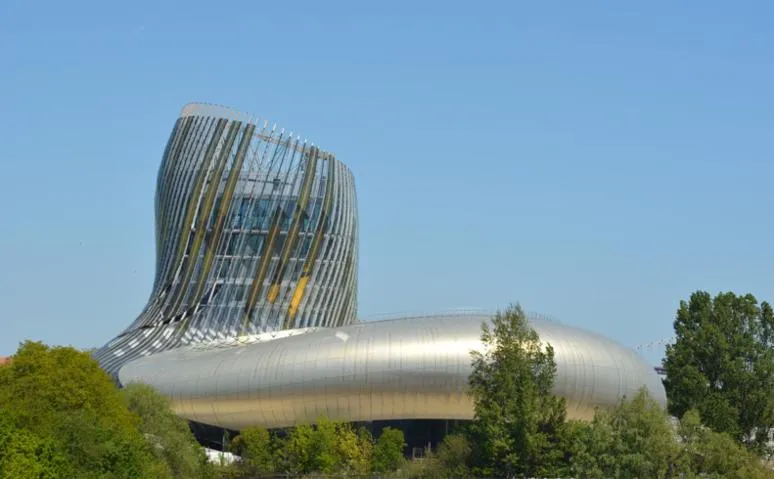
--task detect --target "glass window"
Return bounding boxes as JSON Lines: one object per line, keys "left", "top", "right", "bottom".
{"left": 303, "top": 199, "right": 320, "bottom": 233}
{"left": 273, "top": 234, "right": 287, "bottom": 256}
{"left": 280, "top": 207, "right": 291, "bottom": 231}
{"left": 298, "top": 236, "right": 311, "bottom": 257}
{"left": 185, "top": 233, "right": 195, "bottom": 254}
{"left": 229, "top": 197, "right": 245, "bottom": 229}
{"left": 240, "top": 198, "right": 253, "bottom": 229}
{"left": 247, "top": 233, "right": 264, "bottom": 255}
{"left": 255, "top": 199, "right": 271, "bottom": 230}
{"left": 233, "top": 285, "right": 247, "bottom": 302}
{"left": 209, "top": 197, "right": 222, "bottom": 227}
{"left": 225, "top": 234, "right": 240, "bottom": 255}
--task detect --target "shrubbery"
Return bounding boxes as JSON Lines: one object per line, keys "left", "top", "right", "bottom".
{"left": 0, "top": 342, "right": 218, "bottom": 478}
{"left": 412, "top": 303, "right": 774, "bottom": 478}
{"left": 229, "top": 419, "right": 405, "bottom": 477}
{"left": 4, "top": 293, "right": 774, "bottom": 478}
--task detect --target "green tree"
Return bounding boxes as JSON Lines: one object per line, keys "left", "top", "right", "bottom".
{"left": 311, "top": 416, "right": 341, "bottom": 473}
{"left": 372, "top": 427, "right": 406, "bottom": 474}
{"left": 399, "top": 434, "right": 472, "bottom": 479}
{"left": 0, "top": 409, "right": 66, "bottom": 478}
{"left": 0, "top": 341, "right": 163, "bottom": 478}
{"left": 280, "top": 417, "right": 371, "bottom": 475}
{"left": 0, "top": 341, "right": 139, "bottom": 437}
{"left": 231, "top": 427, "right": 275, "bottom": 477}
{"left": 467, "top": 304, "right": 567, "bottom": 477}
{"left": 663, "top": 291, "right": 774, "bottom": 454}
{"left": 282, "top": 423, "right": 314, "bottom": 474}
{"left": 678, "top": 409, "right": 773, "bottom": 479}
{"left": 434, "top": 433, "right": 471, "bottom": 477}
{"left": 336, "top": 423, "right": 371, "bottom": 475}
{"left": 572, "top": 388, "right": 684, "bottom": 478}
{"left": 122, "top": 383, "right": 215, "bottom": 478}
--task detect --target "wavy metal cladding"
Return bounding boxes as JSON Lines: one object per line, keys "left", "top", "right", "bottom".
{"left": 118, "top": 314, "right": 667, "bottom": 430}
{"left": 94, "top": 103, "right": 358, "bottom": 378}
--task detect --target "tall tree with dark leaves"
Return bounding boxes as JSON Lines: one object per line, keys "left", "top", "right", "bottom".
{"left": 663, "top": 291, "right": 774, "bottom": 455}
{"left": 467, "top": 304, "right": 569, "bottom": 478}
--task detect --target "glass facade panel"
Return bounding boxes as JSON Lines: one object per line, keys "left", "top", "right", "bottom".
{"left": 93, "top": 103, "right": 358, "bottom": 380}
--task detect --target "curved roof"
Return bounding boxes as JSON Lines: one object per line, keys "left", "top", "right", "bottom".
{"left": 179, "top": 102, "right": 331, "bottom": 156}
{"left": 119, "top": 313, "right": 665, "bottom": 430}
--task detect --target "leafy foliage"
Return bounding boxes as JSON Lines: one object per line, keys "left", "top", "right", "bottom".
{"left": 425, "top": 301, "right": 774, "bottom": 478}
{"left": 0, "top": 341, "right": 139, "bottom": 437}
{"left": 433, "top": 433, "right": 471, "bottom": 478}
{"left": 371, "top": 427, "right": 406, "bottom": 474}
{"left": 0, "top": 341, "right": 160, "bottom": 478}
{"left": 305, "top": 417, "right": 340, "bottom": 473}
{"left": 6, "top": 293, "right": 774, "bottom": 478}
{"left": 338, "top": 423, "right": 373, "bottom": 475}
{"left": 678, "top": 409, "right": 773, "bottom": 479}
{"left": 0, "top": 409, "right": 66, "bottom": 478}
{"left": 569, "top": 391, "right": 774, "bottom": 479}
{"left": 572, "top": 388, "right": 683, "bottom": 478}
{"left": 122, "top": 383, "right": 215, "bottom": 478}
{"left": 663, "top": 291, "right": 774, "bottom": 454}
{"left": 230, "top": 427, "right": 275, "bottom": 477}
{"left": 232, "top": 417, "right": 382, "bottom": 476}
{"left": 281, "top": 423, "right": 314, "bottom": 474}
{"left": 397, "top": 434, "right": 471, "bottom": 479}
{"left": 467, "top": 303, "right": 568, "bottom": 477}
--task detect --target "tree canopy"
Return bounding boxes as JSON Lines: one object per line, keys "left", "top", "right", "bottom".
{"left": 572, "top": 388, "right": 682, "bottom": 478}
{"left": 229, "top": 419, "right": 397, "bottom": 477}
{"left": 122, "top": 383, "right": 215, "bottom": 479}
{"left": 467, "top": 303, "right": 569, "bottom": 477}
{"left": 663, "top": 290, "right": 774, "bottom": 454}
{"left": 5, "top": 294, "right": 774, "bottom": 478}
{"left": 0, "top": 341, "right": 160, "bottom": 478}
{"left": 371, "top": 427, "right": 406, "bottom": 474}
{"left": 229, "top": 427, "right": 274, "bottom": 477}
{"left": 0, "top": 341, "right": 216, "bottom": 478}
{"left": 412, "top": 302, "right": 774, "bottom": 478}
{"left": 569, "top": 389, "right": 774, "bottom": 479}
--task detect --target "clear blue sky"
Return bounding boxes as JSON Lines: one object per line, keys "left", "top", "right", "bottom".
{"left": 1, "top": 1, "right": 772, "bottom": 364}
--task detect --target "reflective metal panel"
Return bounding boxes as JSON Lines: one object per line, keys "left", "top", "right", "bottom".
{"left": 119, "top": 314, "right": 666, "bottom": 430}
{"left": 96, "top": 103, "right": 665, "bottom": 433}
{"left": 94, "top": 103, "right": 358, "bottom": 378}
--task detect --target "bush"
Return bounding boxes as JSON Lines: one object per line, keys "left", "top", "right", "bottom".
{"left": 372, "top": 427, "right": 406, "bottom": 474}
{"left": 122, "top": 383, "right": 215, "bottom": 478}
{"left": 0, "top": 341, "right": 161, "bottom": 478}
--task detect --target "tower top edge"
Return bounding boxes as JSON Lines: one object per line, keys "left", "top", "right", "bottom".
{"left": 178, "top": 102, "right": 338, "bottom": 160}
{"left": 180, "top": 102, "right": 255, "bottom": 122}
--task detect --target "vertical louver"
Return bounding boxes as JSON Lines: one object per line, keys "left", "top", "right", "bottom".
{"left": 94, "top": 103, "right": 358, "bottom": 379}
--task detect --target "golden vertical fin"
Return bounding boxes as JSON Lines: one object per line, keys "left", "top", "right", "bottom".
{"left": 266, "top": 146, "right": 319, "bottom": 305}
{"left": 157, "top": 117, "right": 195, "bottom": 258}
{"left": 242, "top": 206, "right": 286, "bottom": 331}
{"left": 155, "top": 119, "right": 227, "bottom": 324}
{"left": 168, "top": 121, "right": 241, "bottom": 325}
{"left": 183, "top": 123, "right": 256, "bottom": 327}
{"left": 287, "top": 156, "right": 335, "bottom": 322}
{"left": 335, "top": 253, "right": 355, "bottom": 327}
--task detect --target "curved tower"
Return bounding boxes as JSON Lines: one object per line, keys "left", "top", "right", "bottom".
{"left": 95, "top": 103, "right": 358, "bottom": 377}
{"left": 95, "top": 102, "right": 666, "bottom": 434}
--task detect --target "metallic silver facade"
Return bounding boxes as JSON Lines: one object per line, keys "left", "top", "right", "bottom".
{"left": 119, "top": 313, "right": 667, "bottom": 430}
{"left": 98, "top": 102, "right": 666, "bottom": 430}
{"left": 95, "top": 103, "right": 358, "bottom": 378}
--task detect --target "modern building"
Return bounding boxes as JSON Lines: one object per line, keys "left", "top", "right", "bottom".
{"left": 95, "top": 103, "right": 665, "bottom": 444}
{"left": 94, "top": 103, "right": 358, "bottom": 378}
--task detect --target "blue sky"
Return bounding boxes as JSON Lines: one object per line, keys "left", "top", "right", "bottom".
{"left": 0, "top": 1, "right": 772, "bottom": 364}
